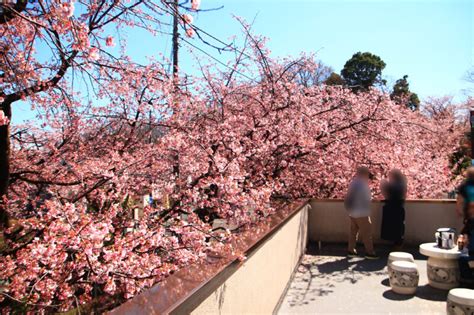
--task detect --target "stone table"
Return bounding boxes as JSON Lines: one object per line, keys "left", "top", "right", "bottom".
{"left": 419, "top": 242, "right": 461, "bottom": 290}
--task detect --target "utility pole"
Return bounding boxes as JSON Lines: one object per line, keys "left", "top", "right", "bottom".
{"left": 470, "top": 108, "right": 474, "bottom": 165}
{"left": 172, "top": 0, "right": 179, "bottom": 81}
{"left": 170, "top": 0, "right": 180, "bottom": 211}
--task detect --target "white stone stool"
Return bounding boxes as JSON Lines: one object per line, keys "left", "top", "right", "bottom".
{"left": 447, "top": 288, "right": 474, "bottom": 315}
{"left": 387, "top": 252, "right": 415, "bottom": 272}
{"left": 389, "top": 261, "right": 419, "bottom": 295}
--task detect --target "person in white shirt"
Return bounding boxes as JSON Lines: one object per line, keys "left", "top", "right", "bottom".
{"left": 344, "top": 166, "right": 378, "bottom": 259}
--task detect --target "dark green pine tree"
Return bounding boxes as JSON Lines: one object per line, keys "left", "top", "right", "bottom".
{"left": 390, "top": 75, "right": 420, "bottom": 111}
{"left": 341, "top": 52, "right": 386, "bottom": 92}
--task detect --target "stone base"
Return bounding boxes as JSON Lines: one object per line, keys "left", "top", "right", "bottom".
{"left": 447, "top": 300, "right": 474, "bottom": 315}
{"left": 427, "top": 257, "right": 459, "bottom": 290}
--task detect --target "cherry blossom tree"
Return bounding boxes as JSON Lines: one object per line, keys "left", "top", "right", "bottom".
{"left": 0, "top": 5, "right": 466, "bottom": 313}
{"left": 0, "top": 0, "right": 203, "bottom": 227}
{"left": 1, "top": 39, "right": 465, "bottom": 313}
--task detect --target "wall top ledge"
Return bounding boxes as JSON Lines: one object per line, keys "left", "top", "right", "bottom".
{"left": 109, "top": 198, "right": 310, "bottom": 315}
{"left": 311, "top": 198, "right": 455, "bottom": 204}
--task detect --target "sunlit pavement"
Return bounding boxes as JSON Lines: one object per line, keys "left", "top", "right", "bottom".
{"left": 278, "top": 244, "right": 448, "bottom": 314}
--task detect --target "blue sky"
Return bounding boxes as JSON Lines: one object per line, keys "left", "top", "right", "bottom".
{"left": 12, "top": 0, "right": 473, "bottom": 123}
{"left": 184, "top": 0, "right": 473, "bottom": 98}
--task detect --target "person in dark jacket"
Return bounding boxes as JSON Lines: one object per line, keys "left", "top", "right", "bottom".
{"left": 380, "top": 169, "right": 407, "bottom": 250}
{"left": 452, "top": 167, "right": 474, "bottom": 289}
{"left": 457, "top": 202, "right": 474, "bottom": 288}
{"left": 456, "top": 167, "right": 474, "bottom": 219}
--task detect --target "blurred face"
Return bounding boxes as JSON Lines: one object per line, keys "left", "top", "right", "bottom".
{"left": 469, "top": 203, "right": 474, "bottom": 218}
{"left": 359, "top": 172, "right": 370, "bottom": 181}
{"left": 466, "top": 167, "right": 474, "bottom": 181}
{"left": 388, "top": 173, "right": 396, "bottom": 182}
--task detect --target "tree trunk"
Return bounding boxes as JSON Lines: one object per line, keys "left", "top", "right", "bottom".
{"left": 0, "top": 101, "right": 11, "bottom": 228}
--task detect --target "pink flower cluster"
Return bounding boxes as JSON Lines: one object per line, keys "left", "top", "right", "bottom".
{"left": 0, "top": 110, "right": 9, "bottom": 126}
{"left": 192, "top": 0, "right": 201, "bottom": 11}
{"left": 60, "top": 1, "right": 75, "bottom": 18}
{"left": 1, "top": 66, "right": 463, "bottom": 313}
{"left": 182, "top": 1, "right": 199, "bottom": 38}
{"left": 106, "top": 36, "right": 115, "bottom": 47}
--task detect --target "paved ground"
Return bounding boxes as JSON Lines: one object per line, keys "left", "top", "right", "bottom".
{"left": 278, "top": 243, "right": 449, "bottom": 314}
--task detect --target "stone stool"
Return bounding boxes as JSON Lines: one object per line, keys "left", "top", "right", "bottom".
{"left": 447, "top": 288, "right": 474, "bottom": 315}
{"left": 389, "top": 261, "right": 419, "bottom": 295}
{"left": 387, "top": 252, "right": 415, "bottom": 272}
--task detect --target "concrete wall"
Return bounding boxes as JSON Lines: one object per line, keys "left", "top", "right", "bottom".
{"left": 309, "top": 199, "right": 461, "bottom": 245}
{"left": 190, "top": 204, "right": 309, "bottom": 315}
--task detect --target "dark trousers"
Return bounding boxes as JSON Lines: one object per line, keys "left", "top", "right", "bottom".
{"left": 459, "top": 255, "right": 474, "bottom": 288}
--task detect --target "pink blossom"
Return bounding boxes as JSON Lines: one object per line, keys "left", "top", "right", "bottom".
{"left": 61, "top": 1, "right": 75, "bottom": 18}
{"left": 191, "top": 0, "right": 201, "bottom": 10}
{"left": 185, "top": 28, "right": 195, "bottom": 38}
{"left": 105, "top": 36, "right": 115, "bottom": 47}
{"left": 182, "top": 14, "right": 193, "bottom": 24}
{"left": 88, "top": 47, "right": 100, "bottom": 61}
{"left": 0, "top": 110, "right": 9, "bottom": 126}
{"left": 104, "top": 277, "right": 117, "bottom": 294}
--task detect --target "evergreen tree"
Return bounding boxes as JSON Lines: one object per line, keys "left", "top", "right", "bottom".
{"left": 390, "top": 75, "right": 420, "bottom": 111}
{"left": 341, "top": 52, "right": 386, "bottom": 92}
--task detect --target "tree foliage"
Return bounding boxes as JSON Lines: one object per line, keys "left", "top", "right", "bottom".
{"left": 423, "top": 96, "right": 471, "bottom": 178}
{"left": 0, "top": 0, "right": 203, "bottom": 227}
{"left": 390, "top": 75, "right": 420, "bottom": 111}
{"left": 324, "top": 72, "right": 345, "bottom": 86}
{"left": 0, "top": 41, "right": 465, "bottom": 311}
{"left": 341, "top": 52, "right": 386, "bottom": 92}
{"left": 289, "top": 56, "right": 333, "bottom": 87}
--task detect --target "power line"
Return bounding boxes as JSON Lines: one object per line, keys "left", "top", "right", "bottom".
{"left": 161, "top": 2, "right": 254, "bottom": 62}
{"left": 191, "top": 24, "right": 254, "bottom": 60}
{"left": 160, "top": 1, "right": 258, "bottom": 82}
{"left": 181, "top": 37, "right": 257, "bottom": 82}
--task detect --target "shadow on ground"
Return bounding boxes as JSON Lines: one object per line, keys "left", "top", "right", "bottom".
{"left": 284, "top": 242, "right": 427, "bottom": 308}
{"left": 382, "top": 284, "right": 448, "bottom": 302}
{"left": 415, "top": 284, "right": 449, "bottom": 301}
